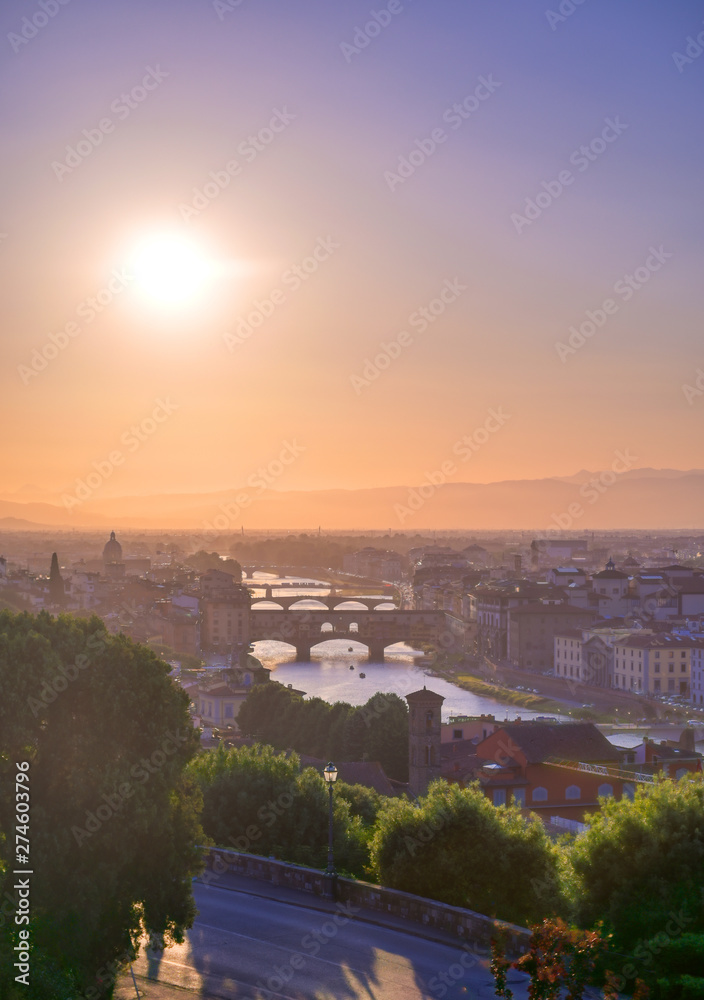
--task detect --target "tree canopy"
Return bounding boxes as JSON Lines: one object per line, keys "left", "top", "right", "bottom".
{"left": 187, "top": 742, "right": 368, "bottom": 875}
{"left": 369, "top": 779, "right": 565, "bottom": 927}
{"left": 236, "top": 682, "right": 408, "bottom": 780}
{"left": 0, "top": 610, "right": 203, "bottom": 999}
{"left": 568, "top": 774, "right": 704, "bottom": 951}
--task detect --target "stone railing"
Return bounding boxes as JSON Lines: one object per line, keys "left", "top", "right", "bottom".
{"left": 199, "top": 847, "right": 530, "bottom": 954}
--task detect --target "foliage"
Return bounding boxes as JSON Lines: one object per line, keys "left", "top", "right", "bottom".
{"left": 187, "top": 743, "right": 368, "bottom": 876}
{"left": 184, "top": 550, "right": 242, "bottom": 580}
{"left": 492, "top": 920, "right": 618, "bottom": 1000}
{"left": 369, "top": 780, "right": 565, "bottom": 926}
{"left": 335, "top": 781, "right": 384, "bottom": 826}
{"left": 0, "top": 610, "right": 204, "bottom": 998}
{"left": 634, "top": 933, "right": 704, "bottom": 1000}
{"left": 569, "top": 775, "right": 704, "bottom": 952}
{"left": 236, "top": 682, "right": 409, "bottom": 781}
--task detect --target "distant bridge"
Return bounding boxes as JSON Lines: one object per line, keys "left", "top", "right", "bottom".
{"left": 250, "top": 590, "right": 396, "bottom": 612}
{"left": 248, "top": 608, "right": 450, "bottom": 661}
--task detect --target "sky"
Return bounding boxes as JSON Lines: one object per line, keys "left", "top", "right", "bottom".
{"left": 1, "top": 0, "right": 703, "bottom": 501}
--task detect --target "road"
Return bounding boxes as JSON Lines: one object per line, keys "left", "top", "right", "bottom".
{"left": 117, "top": 878, "right": 529, "bottom": 1000}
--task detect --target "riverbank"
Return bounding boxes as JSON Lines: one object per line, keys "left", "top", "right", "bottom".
{"left": 427, "top": 663, "right": 568, "bottom": 716}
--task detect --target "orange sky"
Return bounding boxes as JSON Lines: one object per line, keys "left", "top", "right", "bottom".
{"left": 1, "top": 2, "right": 702, "bottom": 503}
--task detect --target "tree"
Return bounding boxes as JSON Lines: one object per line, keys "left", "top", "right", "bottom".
{"left": 48, "top": 552, "right": 65, "bottom": 606}
{"left": 236, "top": 682, "right": 409, "bottom": 781}
{"left": 569, "top": 775, "right": 704, "bottom": 952}
{"left": 0, "top": 610, "right": 204, "bottom": 998}
{"left": 187, "top": 743, "right": 368, "bottom": 875}
{"left": 185, "top": 550, "right": 242, "bottom": 580}
{"left": 369, "top": 780, "right": 564, "bottom": 926}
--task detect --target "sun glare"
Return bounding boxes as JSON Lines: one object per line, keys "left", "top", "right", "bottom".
{"left": 129, "top": 234, "right": 211, "bottom": 305}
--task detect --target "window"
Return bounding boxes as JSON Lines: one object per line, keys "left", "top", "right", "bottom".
{"left": 453, "top": 729, "right": 463, "bottom": 740}
{"left": 224, "top": 704, "right": 234, "bottom": 719}
{"left": 654, "top": 679, "right": 661, "bottom": 692}
{"left": 513, "top": 788, "right": 526, "bottom": 807}
{"left": 493, "top": 789, "right": 506, "bottom": 806}
{"left": 598, "top": 783, "right": 614, "bottom": 798}
{"left": 532, "top": 786, "right": 548, "bottom": 802}
{"left": 566, "top": 785, "right": 581, "bottom": 800}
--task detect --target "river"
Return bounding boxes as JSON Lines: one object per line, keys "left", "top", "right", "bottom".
{"left": 240, "top": 574, "right": 564, "bottom": 722}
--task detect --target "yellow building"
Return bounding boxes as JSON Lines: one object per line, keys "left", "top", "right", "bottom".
{"left": 612, "top": 634, "right": 694, "bottom": 696}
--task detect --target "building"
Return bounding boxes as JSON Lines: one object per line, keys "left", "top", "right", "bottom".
{"left": 151, "top": 599, "right": 200, "bottom": 656}
{"left": 406, "top": 687, "right": 444, "bottom": 797}
{"left": 474, "top": 581, "right": 568, "bottom": 660}
{"left": 507, "top": 603, "right": 599, "bottom": 671}
{"left": 554, "top": 626, "right": 651, "bottom": 687}
{"left": 592, "top": 558, "right": 630, "bottom": 598}
{"left": 692, "top": 643, "right": 704, "bottom": 706}
{"left": 343, "top": 547, "right": 403, "bottom": 582}
{"left": 200, "top": 569, "right": 252, "bottom": 654}
{"left": 467, "top": 722, "right": 624, "bottom": 822}
{"left": 546, "top": 567, "right": 587, "bottom": 588}
{"left": 441, "top": 715, "right": 500, "bottom": 743}
{"left": 185, "top": 664, "right": 263, "bottom": 729}
{"left": 612, "top": 633, "right": 696, "bottom": 696}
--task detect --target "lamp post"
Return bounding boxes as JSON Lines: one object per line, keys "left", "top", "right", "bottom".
{"left": 323, "top": 762, "right": 338, "bottom": 895}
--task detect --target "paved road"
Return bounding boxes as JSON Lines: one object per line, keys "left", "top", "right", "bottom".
{"left": 117, "top": 879, "right": 529, "bottom": 1000}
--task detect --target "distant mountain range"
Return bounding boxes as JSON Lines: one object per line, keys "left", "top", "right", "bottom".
{"left": 0, "top": 468, "right": 703, "bottom": 531}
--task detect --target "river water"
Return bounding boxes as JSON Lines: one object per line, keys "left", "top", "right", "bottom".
{"left": 241, "top": 574, "right": 562, "bottom": 722}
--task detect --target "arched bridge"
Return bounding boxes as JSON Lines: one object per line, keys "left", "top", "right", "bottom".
{"left": 249, "top": 608, "right": 450, "bottom": 661}
{"left": 250, "top": 593, "right": 396, "bottom": 611}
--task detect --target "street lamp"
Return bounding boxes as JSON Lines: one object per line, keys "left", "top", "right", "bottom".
{"left": 323, "top": 762, "right": 338, "bottom": 890}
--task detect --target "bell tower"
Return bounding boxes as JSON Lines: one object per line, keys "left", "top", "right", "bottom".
{"left": 405, "top": 687, "right": 444, "bottom": 797}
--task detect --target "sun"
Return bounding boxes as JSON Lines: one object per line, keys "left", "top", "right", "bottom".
{"left": 128, "top": 234, "right": 212, "bottom": 305}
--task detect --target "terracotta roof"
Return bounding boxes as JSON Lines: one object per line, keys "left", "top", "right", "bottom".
{"left": 405, "top": 688, "right": 445, "bottom": 702}
{"left": 480, "top": 723, "right": 620, "bottom": 764}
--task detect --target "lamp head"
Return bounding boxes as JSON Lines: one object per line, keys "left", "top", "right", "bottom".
{"left": 323, "top": 762, "right": 338, "bottom": 784}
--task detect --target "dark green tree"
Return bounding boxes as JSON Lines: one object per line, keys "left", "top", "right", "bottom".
{"left": 369, "top": 779, "right": 564, "bottom": 926}
{"left": 0, "top": 610, "right": 204, "bottom": 998}
{"left": 569, "top": 775, "right": 704, "bottom": 952}
{"left": 187, "top": 743, "right": 368, "bottom": 875}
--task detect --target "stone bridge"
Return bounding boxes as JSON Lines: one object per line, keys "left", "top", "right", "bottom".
{"left": 250, "top": 591, "right": 396, "bottom": 611}
{"left": 248, "top": 608, "right": 449, "bottom": 661}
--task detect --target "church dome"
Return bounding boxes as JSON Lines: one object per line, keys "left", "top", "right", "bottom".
{"left": 103, "top": 531, "right": 123, "bottom": 564}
